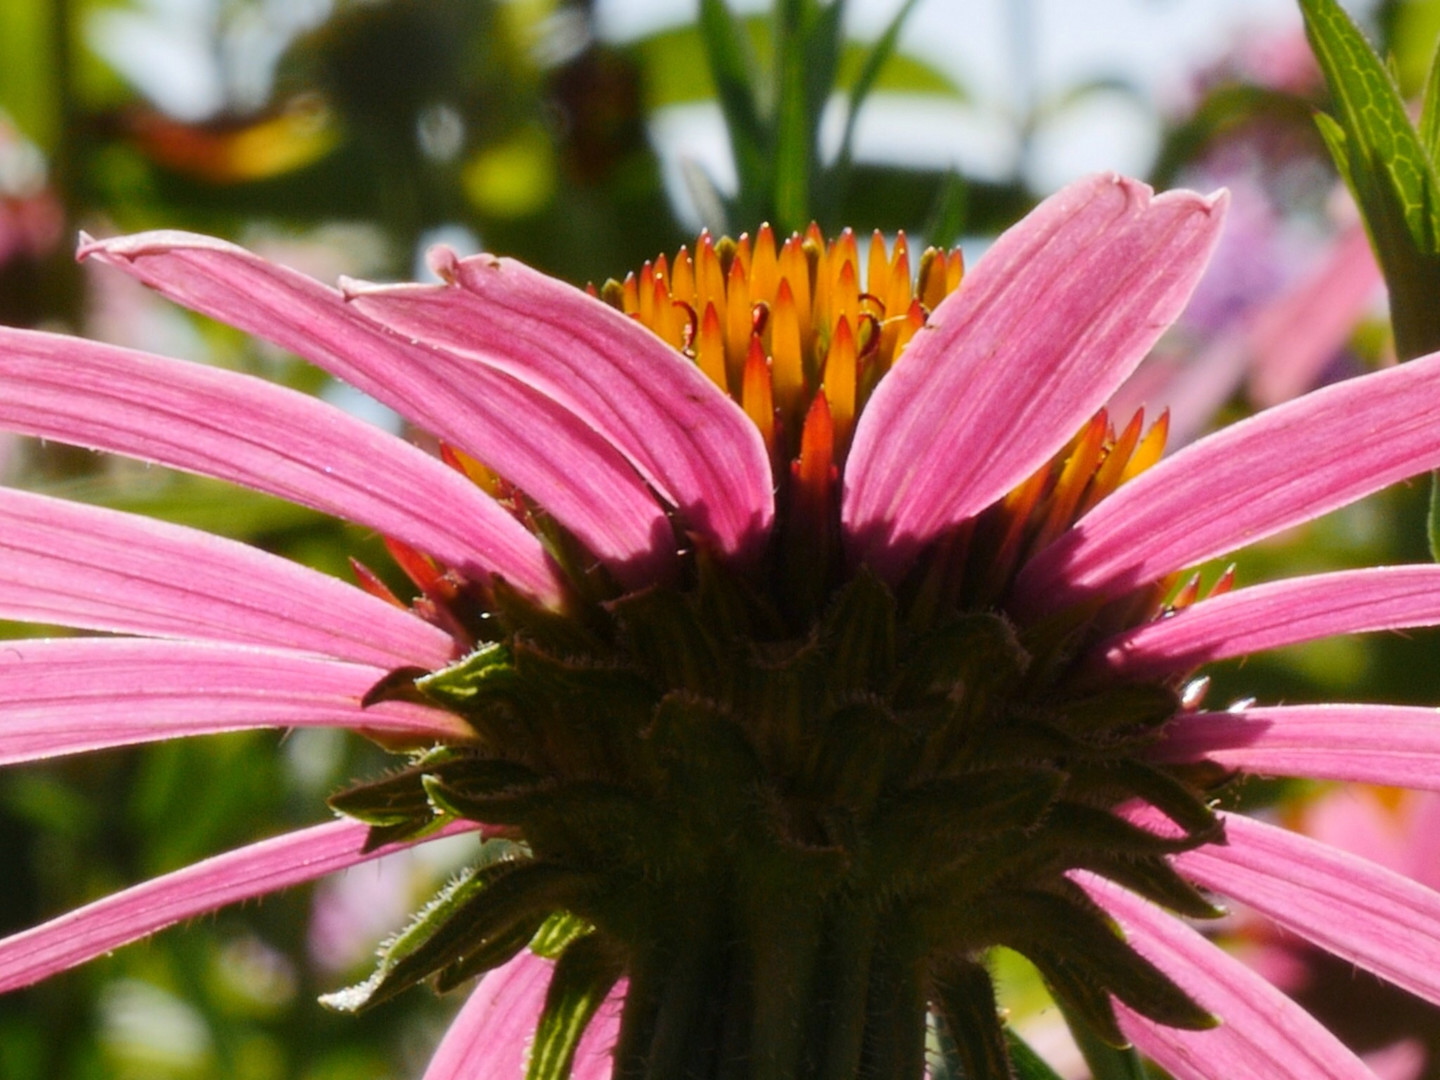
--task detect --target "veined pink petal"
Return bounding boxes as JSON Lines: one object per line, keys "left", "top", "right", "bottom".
{"left": 0, "top": 326, "right": 566, "bottom": 605}
{"left": 0, "top": 637, "right": 469, "bottom": 766}
{"left": 422, "top": 952, "right": 555, "bottom": 1080}
{"left": 1152, "top": 704, "right": 1440, "bottom": 789}
{"left": 1171, "top": 812, "right": 1440, "bottom": 1011}
{"left": 0, "top": 818, "right": 481, "bottom": 993}
{"left": 1016, "top": 347, "right": 1440, "bottom": 615}
{"left": 1096, "top": 565, "right": 1440, "bottom": 680}
{"left": 81, "top": 232, "right": 678, "bottom": 588}
{"left": 1080, "top": 875, "right": 1375, "bottom": 1080}
{"left": 842, "top": 173, "right": 1225, "bottom": 580}
{"left": 0, "top": 487, "right": 453, "bottom": 669}
{"left": 344, "top": 250, "right": 774, "bottom": 563}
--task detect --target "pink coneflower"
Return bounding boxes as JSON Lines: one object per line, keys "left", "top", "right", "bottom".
{"left": 4, "top": 173, "right": 1440, "bottom": 1079}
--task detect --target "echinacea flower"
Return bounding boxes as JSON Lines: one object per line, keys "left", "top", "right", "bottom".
{"left": 6, "top": 172, "right": 1440, "bottom": 1079}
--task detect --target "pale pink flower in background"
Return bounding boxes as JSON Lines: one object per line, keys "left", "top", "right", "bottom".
{"left": 1111, "top": 172, "right": 1382, "bottom": 445}
{"left": 309, "top": 849, "right": 441, "bottom": 976}
{"left": 0, "top": 116, "right": 62, "bottom": 269}
{"left": 1216, "top": 788, "right": 1440, "bottom": 1080}
{"left": 1113, "top": 21, "right": 1384, "bottom": 447}
{"left": 4, "top": 173, "right": 1440, "bottom": 1077}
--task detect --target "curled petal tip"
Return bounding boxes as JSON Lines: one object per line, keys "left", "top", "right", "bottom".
{"left": 1151, "top": 183, "right": 1228, "bottom": 223}
{"left": 1186, "top": 186, "right": 1231, "bottom": 220}
{"left": 425, "top": 244, "right": 464, "bottom": 284}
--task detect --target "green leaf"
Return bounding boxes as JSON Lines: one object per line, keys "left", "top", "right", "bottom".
{"left": 322, "top": 858, "right": 588, "bottom": 1012}
{"left": 526, "top": 935, "right": 624, "bottom": 1080}
{"left": 1005, "top": 1029, "right": 1068, "bottom": 1080}
{"left": 415, "top": 642, "right": 515, "bottom": 707}
{"left": 825, "top": 0, "right": 923, "bottom": 228}
{"left": 838, "top": 0, "right": 923, "bottom": 162}
{"left": 773, "top": 0, "right": 844, "bottom": 230}
{"left": 930, "top": 959, "right": 1012, "bottom": 1080}
{"left": 1077, "top": 853, "right": 1227, "bottom": 921}
{"left": 1393, "top": 0, "right": 1440, "bottom": 93}
{"left": 635, "top": 19, "right": 961, "bottom": 111}
{"left": 1300, "top": 0, "right": 1440, "bottom": 360}
{"left": 1063, "top": 760, "right": 1220, "bottom": 841}
{"left": 1055, "top": 994, "right": 1152, "bottom": 1080}
{"left": 0, "top": 0, "right": 59, "bottom": 148}
{"left": 530, "top": 912, "right": 594, "bottom": 960}
{"left": 923, "top": 172, "right": 969, "bottom": 249}
{"left": 1301, "top": 0, "right": 1438, "bottom": 243}
{"left": 928, "top": 995, "right": 1077, "bottom": 1080}
{"left": 698, "top": 0, "right": 770, "bottom": 221}
{"left": 635, "top": 4, "right": 961, "bottom": 228}
{"left": 327, "top": 753, "right": 450, "bottom": 826}
{"left": 319, "top": 858, "right": 510, "bottom": 1013}
{"left": 993, "top": 890, "right": 1215, "bottom": 1043}
{"left": 824, "top": 0, "right": 940, "bottom": 226}
{"left": 1429, "top": 471, "right": 1440, "bottom": 562}
{"left": 1420, "top": 39, "right": 1440, "bottom": 166}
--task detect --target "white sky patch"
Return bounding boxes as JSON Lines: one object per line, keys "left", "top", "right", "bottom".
{"left": 609, "top": 0, "right": 1378, "bottom": 209}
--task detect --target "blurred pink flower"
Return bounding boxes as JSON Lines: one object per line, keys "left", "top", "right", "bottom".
{"left": 1216, "top": 788, "right": 1440, "bottom": 1080}
{"left": 0, "top": 118, "right": 62, "bottom": 268}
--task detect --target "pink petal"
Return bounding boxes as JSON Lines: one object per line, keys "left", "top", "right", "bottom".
{"left": 1080, "top": 874, "right": 1375, "bottom": 1080}
{"left": 1152, "top": 704, "right": 1440, "bottom": 789}
{"left": 1096, "top": 565, "right": 1440, "bottom": 680}
{"left": 0, "top": 326, "right": 566, "bottom": 605}
{"left": 842, "top": 173, "right": 1225, "bottom": 580}
{"left": 0, "top": 637, "right": 469, "bottom": 765}
{"left": 0, "top": 818, "right": 481, "bottom": 992}
{"left": 1016, "top": 347, "right": 1440, "bottom": 615}
{"left": 422, "top": 952, "right": 556, "bottom": 1080}
{"left": 344, "top": 250, "right": 774, "bottom": 564}
{"left": 1172, "top": 812, "right": 1440, "bottom": 1010}
{"left": 81, "top": 232, "right": 679, "bottom": 588}
{"left": 0, "top": 487, "right": 454, "bottom": 669}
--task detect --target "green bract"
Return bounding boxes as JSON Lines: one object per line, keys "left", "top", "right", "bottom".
{"left": 330, "top": 554, "right": 1220, "bottom": 1079}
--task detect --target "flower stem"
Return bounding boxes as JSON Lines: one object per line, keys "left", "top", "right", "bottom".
{"left": 611, "top": 883, "right": 929, "bottom": 1079}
